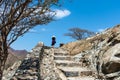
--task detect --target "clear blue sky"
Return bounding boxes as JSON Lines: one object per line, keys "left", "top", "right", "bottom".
{"left": 11, "top": 0, "right": 120, "bottom": 51}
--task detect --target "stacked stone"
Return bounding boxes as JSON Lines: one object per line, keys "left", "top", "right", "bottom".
{"left": 10, "top": 42, "right": 44, "bottom": 80}
{"left": 53, "top": 48, "right": 96, "bottom": 80}
{"left": 3, "top": 61, "right": 22, "bottom": 80}
{"left": 3, "top": 42, "right": 63, "bottom": 80}
{"left": 11, "top": 58, "right": 39, "bottom": 80}
{"left": 40, "top": 48, "right": 62, "bottom": 80}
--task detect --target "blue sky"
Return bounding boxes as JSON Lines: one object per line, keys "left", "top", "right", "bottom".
{"left": 11, "top": 0, "right": 120, "bottom": 51}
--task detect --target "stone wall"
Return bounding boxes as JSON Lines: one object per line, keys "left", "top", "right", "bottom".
{"left": 3, "top": 42, "right": 62, "bottom": 80}
{"left": 9, "top": 42, "right": 44, "bottom": 80}
{"left": 40, "top": 47, "right": 62, "bottom": 80}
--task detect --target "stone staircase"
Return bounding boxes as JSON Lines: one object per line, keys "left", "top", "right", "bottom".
{"left": 53, "top": 48, "right": 95, "bottom": 80}
{"left": 3, "top": 43, "right": 97, "bottom": 80}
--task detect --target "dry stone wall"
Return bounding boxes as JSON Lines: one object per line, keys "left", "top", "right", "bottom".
{"left": 9, "top": 42, "right": 44, "bottom": 80}
{"left": 3, "top": 42, "right": 63, "bottom": 80}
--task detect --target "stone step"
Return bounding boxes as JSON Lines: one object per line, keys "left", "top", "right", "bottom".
{"left": 54, "top": 53, "right": 69, "bottom": 56}
{"left": 67, "top": 76, "right": 95, "bottom": 80}
{"left": 63, "top": 71, "right": 79, "bottom": 77}
{"left": 54, "top": 67, "right": 67, "bottom": 80}
{"left": 57, "top": 67, "right": 90, "bottom": 77}
{"left": 54, "top": 56, "right": 72, "bottom": 60}
{"left": 57, "top": 67, "right": 88, "bottom": 72}
{"left": 54, "top": 48, "right": 68, "bottom": 54}
{"left": 55, "top": 60, "right": 82, "bottom": 67}
{"left": 58, "top": 67, "right": 87, "bottom": 77}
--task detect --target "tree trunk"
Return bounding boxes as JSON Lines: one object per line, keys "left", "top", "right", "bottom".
{"left": 0, "top": 50, "right": 8, "bottom": 80}
{"left": 0, "top": 32, "right": 9, "bottom": 79}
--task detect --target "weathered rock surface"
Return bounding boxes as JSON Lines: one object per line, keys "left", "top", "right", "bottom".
{"left": 40, "top": 48, "right": 62, "bottom": 80}
{"left": 62, "top": 25, "right": 120, "bottom": 79}
{"left": 102, "top": 43, "right": 120, "bottom": 74}
{"left": 3, "top": 25, "right": 120, "bottom": 80}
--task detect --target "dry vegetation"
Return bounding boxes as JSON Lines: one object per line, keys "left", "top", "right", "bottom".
{"left": 62, "top": 40, "right": 92, "bottom": 55}
{"left": 62, "top": 24, "right": 120, "bottom": 55}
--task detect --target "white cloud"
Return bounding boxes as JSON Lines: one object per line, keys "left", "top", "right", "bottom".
{"left": 32, "top": 8, "right": 71, "bottom": 19}
{"left": 29, "top": 28, "right": 46, "bottom": 33}
{"left": 54, "top": 9, "right": 71, "bottom": 19}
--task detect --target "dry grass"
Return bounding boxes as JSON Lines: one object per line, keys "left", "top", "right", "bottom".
{"left": 62, "top": 24, "right": 120, "bottom": 55}
{"left": 62, "top": 39, "right": 93, "bottom": 55}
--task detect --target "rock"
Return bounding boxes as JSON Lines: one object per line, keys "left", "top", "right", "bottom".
{"left": 4, "top": 25, "right": 120, "bottom": 80}
{"left": 61, "top": 25, "right": 120, "bottom": 79}
{"left": 80, "top": 71, "right": 93, "bottom": 76}
{"left": 102, "top": 43, "right": 120, "bottom": 74}
{"left": 35, "top": 42, "right": 44, "bottom": 48}
{"left": 59, "top": 43, "right": 64, "bottom": 47}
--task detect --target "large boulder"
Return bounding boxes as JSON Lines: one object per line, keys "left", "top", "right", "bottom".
{"left": 102, "top": 43, "right": 120, "bottom": 74}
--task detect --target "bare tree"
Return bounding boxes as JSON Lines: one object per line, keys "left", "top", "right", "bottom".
{"left": 64, "top": 27, "right": 95, "bottom": 40}
{"left": 0, "top": 0, "right": 60, "bottom": 79}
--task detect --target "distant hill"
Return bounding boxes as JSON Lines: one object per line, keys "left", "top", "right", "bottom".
{"left": 8, "top": 48, "right": 28, "bottom": 59}
{"left": 5, "top": 48, "right": 28, "bottom": 69}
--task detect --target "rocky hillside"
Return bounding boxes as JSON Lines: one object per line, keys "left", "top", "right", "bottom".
{"left": 62, "top": 25, "right": 120, "bottom": 55}
{"left": 62, "top": 24, "right": 120, "bottom": 79}
{"left": 3, "top": 25, "right": 120, "bottom": 80}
